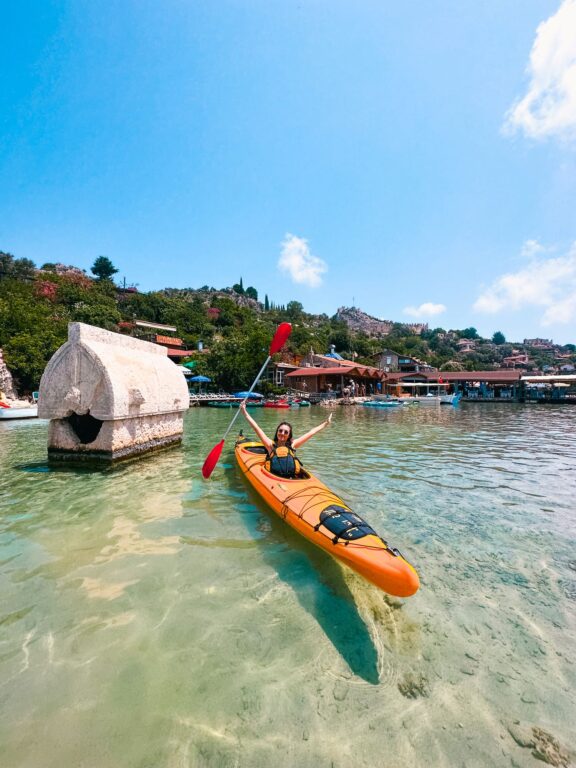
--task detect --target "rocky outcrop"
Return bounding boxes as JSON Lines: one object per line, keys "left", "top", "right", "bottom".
{"left": 335, "top": 307, "right": 428, "bottom": 337}
{"left": 160, "top": 287, "right": 262, "bottom": 312}
{"left": 0, "top": 349, "right": 17, "bottom": 400}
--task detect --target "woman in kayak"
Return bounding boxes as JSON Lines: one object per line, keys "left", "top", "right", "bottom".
{"left": 239, "top": 402, "right": 332, "bottom": 478}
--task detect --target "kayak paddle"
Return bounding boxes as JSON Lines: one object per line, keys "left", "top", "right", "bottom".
{"left": 201, "top": 322, "right": 292, "bottom": 478}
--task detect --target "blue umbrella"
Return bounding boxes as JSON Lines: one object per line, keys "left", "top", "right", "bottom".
{"left": 233, "top": 391, "right": 263, "bottom": 399}
{"left": 190, "top": 375, "right": 212, "bottom": 383}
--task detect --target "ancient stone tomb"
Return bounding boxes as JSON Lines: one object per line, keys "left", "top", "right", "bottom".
{"left": 39, "top": 323, "right": 189, "bottom": 463}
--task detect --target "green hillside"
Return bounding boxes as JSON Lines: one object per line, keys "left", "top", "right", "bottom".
{"left": 1, "top": 251, "right": 574, "bottom": 393}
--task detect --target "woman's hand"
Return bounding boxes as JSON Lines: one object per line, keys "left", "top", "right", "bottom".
{"left": 240, "top": 402, "right": 247, "bottom": 414}
{"left": 326, "top": 412, "right": 333, "bottom": 425}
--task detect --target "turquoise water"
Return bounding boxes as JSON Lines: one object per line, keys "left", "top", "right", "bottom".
{"left": 1, "top": 404, "right": 575, "bottom": 767}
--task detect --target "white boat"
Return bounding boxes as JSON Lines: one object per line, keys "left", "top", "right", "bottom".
{"left": 0, "top": 405, "right": 38, "bottom": 420}
{"left": 375, "top": 383, "right": 461, "bottom": 406}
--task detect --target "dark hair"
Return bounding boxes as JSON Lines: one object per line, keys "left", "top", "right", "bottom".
{"left": 274, "top": 421, "right": 293, "bottom": 444}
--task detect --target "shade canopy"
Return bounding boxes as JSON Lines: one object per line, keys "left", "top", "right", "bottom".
{"left": 183, "top": 361, "right": 197, "bottom": 369}
{"left": 233, "top": 391, "right": 264, "bottom": 399}
{"left": 189, "top": 375, "right": 212, "bottom": 383}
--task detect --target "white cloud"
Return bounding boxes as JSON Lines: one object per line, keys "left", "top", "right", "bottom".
{"left": 504, "top": 0, "right": 576, "bottom": 141}
{"left": 520, "top": 239, "right": 547, "bottom": 259}
{"left": 403, "top": 302, "right": 446, "bottom": 318}
{"left": 278, "top": 234, "right": 327, "bottom": 287}
{"left": 473, "top": 241, "right": 576, "bottom": 326}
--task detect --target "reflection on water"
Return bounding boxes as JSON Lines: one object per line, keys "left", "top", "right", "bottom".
{"left": 0, "top": 405, "right": 575, "bottom": 767}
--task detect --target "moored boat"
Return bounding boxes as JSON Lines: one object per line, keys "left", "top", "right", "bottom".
{"left": 0, "top": 405, "right": 39, "bottom": 420}
{"left": 235, "top": 437, "right": 419, "bottom": 597}
{"left": 263, "top": 400, "right": 291, "bottom": 409}
{"left": 363, "top": 400, "right": 402, "bottom": 408}
{"left": 375, "top": 383, "right": 461, "bottom": 406}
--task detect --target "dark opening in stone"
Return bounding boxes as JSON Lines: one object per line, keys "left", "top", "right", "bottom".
{"left": 67, "top": 412, "right": 103, "bottom": 444}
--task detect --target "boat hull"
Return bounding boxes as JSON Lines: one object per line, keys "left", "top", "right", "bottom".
{"left": 363, "top": 400, "right": 402, "bottom": 408}
{"left": 0, "top": 406, "right": 38, "bottom": 420}
{"left": 235, "top": 438, "right": 419, "bottom": 597}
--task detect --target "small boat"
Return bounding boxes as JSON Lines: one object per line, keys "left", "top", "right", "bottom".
{"left": 235, "top": 437, "right": 419, "bottom": 597}
{"left": 263, "top": 400, "right": 291, "bottom": 409}
{"left": 375, "top": 384, "right": 461, "bottom": 406}
{"left": 0, "top": 405, "right": 39, "bottom": 420}
{"left": 363, "top": 400, "right": 402, "bottom": 408}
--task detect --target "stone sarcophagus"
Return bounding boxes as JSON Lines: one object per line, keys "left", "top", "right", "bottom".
{"left": 38, "top": 323, "right": 189, "bottom": 463}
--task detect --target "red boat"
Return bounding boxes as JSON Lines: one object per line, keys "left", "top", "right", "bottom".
{"left": 263, "top": 400, "right": 291, "bottom": 409}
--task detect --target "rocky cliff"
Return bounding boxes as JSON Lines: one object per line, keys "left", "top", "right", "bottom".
{"left": 0, "top": 349, "right": 17, "bottom": 399}
{"left": 335, "top": 307, "right": 428, "bottom": 337}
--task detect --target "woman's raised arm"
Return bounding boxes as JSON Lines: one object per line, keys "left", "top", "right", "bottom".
{"left": 239, "top": 403, "right": 273, "bottom": 450}
{"left": 292, "top": 412, "right": 332, "bottom": 450}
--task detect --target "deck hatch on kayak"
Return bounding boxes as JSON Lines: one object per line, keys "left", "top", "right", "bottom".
{"left": 316, "top": 505, "right": 377, "bottom": 544}
{"left": 243, "top": 445, "right": 268, "bottom": 455}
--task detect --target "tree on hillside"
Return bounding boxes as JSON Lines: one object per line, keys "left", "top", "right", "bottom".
{"left": 440, "top": 360, "right": 465, "bottom": 371}
{"left": 264, "top": 294, "right": 269, "bottom": 311}
{"left": 458, "top": 327, "right": 479, "bottom": 340}
{"left": 286, "top": 300, "right": 304, "bottom": 321}
{"left": 0, "top": 252, "right": 36, "bottom": 281}
{"left": 245, "top": 286, "right": 258, "bottom": 300}
{"left": 492, "top": 331, "right": 506, "bottom": 345}
{"left": 232, "top": 277, "right": 245, "bottom": 294}
{"left": 91, "top": 256, "right": 118, "bottom": 281}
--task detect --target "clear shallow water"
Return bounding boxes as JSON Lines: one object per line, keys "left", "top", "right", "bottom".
{"left": 0, "top": 404, "right": 575, "bottom": 768}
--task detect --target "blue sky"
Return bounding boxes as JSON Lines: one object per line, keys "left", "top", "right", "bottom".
{"left": 1, "top": 1, "right": 575, "bottom": 344}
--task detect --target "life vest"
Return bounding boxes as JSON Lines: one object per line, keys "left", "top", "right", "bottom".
{"left": 265, "top": 443, "right": 303, "bottom": 478}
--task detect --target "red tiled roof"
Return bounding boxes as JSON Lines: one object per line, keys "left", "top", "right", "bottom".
{"left": 165, "top": 349, "right": 196, "bottom": 357}
{"left": 286, "top": 366, "right": 384, "bottom": 379}
{"left": 156, "top": 334, "right": 184, "bottom": 346}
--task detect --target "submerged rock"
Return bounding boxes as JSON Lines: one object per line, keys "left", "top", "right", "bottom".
{"left": 397, "top": 671, "right": 430, "bottom": 699}
{"left": 505, "top": 721, "right": 572, "bottom": 767}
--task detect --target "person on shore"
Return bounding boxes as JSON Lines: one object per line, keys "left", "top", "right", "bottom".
{"left": 239, "top": 402, "right": 332, "bottom": 478}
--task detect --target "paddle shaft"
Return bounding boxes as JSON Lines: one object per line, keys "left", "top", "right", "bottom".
{"left": 222, "top": 354, "right": 271, "bottom": 440}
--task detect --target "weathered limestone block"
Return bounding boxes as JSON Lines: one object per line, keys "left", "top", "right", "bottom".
{"left": 38, "top": 323, "right": 189, "bottom": 463}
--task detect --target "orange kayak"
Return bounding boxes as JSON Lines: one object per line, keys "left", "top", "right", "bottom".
{"left": 235, "top": 437, "right": 420, "bottom": 597}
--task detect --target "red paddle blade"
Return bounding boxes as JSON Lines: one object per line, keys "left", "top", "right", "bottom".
{"left": 269, "top": 322, "right": 292, "bottom": 355}
{"left": 202, "top": 439, "right": 225, "bottom": 479}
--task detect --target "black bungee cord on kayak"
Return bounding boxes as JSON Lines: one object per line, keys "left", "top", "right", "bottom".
{"left": 277, "top": 485, "right": 400, "bottom": 554}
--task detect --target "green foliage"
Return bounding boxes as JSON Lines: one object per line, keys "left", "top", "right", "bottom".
{"left": 0, "top": 252, "right": 36, "bottom": 281}
{"left": 207, "top": 325, "right": 270, "bottom": 390}
{"left": 286, "top": 300, "right": 304, "bottom": 321}
{"left": 3, "top": 330, "right": 66, "bottom": 391}
{"left": 264, "top": 294, "right": 269, "bottom": 311}
{"left": 91, "top": 255, "right": 119, "bottom": 281}
{"left": 458, "top": 327, "right": 479, "bottom": 340}
{"left": 71, "top": 299, "right": 121, "bottom": 329}
{"left": 245, "top": 286, "right": 258, "bottom": 300}
{"left": 0, "top": 279, "right": 68, "bottom": 390}
{"left": 492, "top": 331, "right": 506, "bottom": 345}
